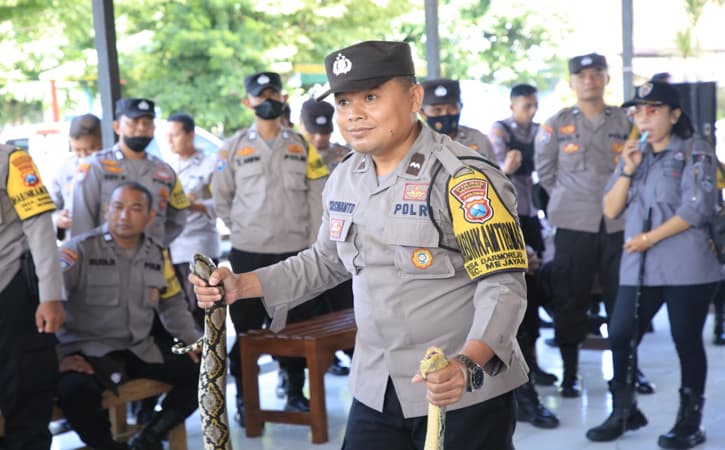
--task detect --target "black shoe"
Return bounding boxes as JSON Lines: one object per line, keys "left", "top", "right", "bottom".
{"left": 284, "top": 394, "right": 310, "bottom": 412}
{"left": 657, "top": 388, "right": 706, "bottom": 449}
{"left": 586, "top": 407, "right": 648, "bottom": 441}
{"left": 327, "top": 357, "right": 350, "bottom": 376}
{"left": 515, "top": 383, "right": 559, "bottom": 429}
{"left": 532, "top": 365, "right": 558, "bottom": 386}
{"left": 636, "top": 369, "right": 655, "bottom": 395}
{"left": 276, "top": 370, "right": 286, "bottom": 399}
{"left": 560, "top": 379, "right": 581, "bottom": 398}
{"left": 129, "top": 409, "right": 185, "bottom": 450}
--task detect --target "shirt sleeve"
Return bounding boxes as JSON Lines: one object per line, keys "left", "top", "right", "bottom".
{"left": 677, "top": 138, "right": 718, "bottom": 227}
{"left": 212, "top": 141, "right": 236, "bottom": 229}
{"left": 488, "top": 121, "right": 509, "bottom": 168}
{"left": 478, "top": 134, "right": 498, "bottom": 167}
{"left": 70, "top": 159, "right": 102, "bottom": 239}
{"left": 59, "top": 240, "right": 82, "bottom": 296}
{"left": 164, "top": 174, "right": 189, "bottom": 246}
{"left": 157, "top": 249, "right": 202, "bottom": 344}
{"left": 534, "top": 118, "right": 559, "bottom": 194}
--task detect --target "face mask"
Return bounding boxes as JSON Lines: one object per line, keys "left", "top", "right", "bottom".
{"left": 426, "top": 114, "right": 460, "bottom": 135}
{"left": 123, "top": 135, "right": 153, "bottom": 153}
{"left": 253, "top": 99, "right": 285, "bottom": 120}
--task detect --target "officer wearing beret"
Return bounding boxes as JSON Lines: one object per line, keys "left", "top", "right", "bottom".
{"left": 50, "top": 113, "right": 103, "bottom": 240}
{"left": 587, "top": 82, "right": 721, "bottom": 448}
{"left": 299, "top": 99, "right": 351, "bottom": 172}
{"left": 195, "top": 40, "right": 528, "bottom": 450}
{"left": 56, "top": 182, "right": 201, "bottom": 450}
{"left": 0, "top": 144, "right": 65, "bottom": 450}
{"left": 70, "top": 98, "right": 190, "bottom": 247}
{"left": 534, "top": 53, "right": 632, "bottom": 397}
{"left": 420, "top": 78, "right": 497, "bottom": 163}
{"left": 213, "top": 71, "right": 329, "bottom": 421}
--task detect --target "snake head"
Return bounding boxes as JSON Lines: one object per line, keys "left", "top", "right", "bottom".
{"left": 190, "top": 253, "right": 217, "bottom": 282}
{"left": 419, "top": 346, "right": 449, "bottom": 378}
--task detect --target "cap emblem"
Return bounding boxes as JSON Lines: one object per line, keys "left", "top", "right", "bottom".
{"left": 638, "top": 82, "right": 653, "bottom": 98}
{"left": 333, "top": 53, "right": 352, "bottom": 76}
{"left": 257, "top": 74, "right": 270, "bottom": 85}
{"left": 138, "top": 100, "right": 150, "bottom": 110}
{"left": 581, "top": 56, "right": 592, "bottom": 66}
{"left": 434, "top": 85, "right": 447, "bottom": 97}
{"left": 315, "top": 115, "right": 328, "bottom": 125}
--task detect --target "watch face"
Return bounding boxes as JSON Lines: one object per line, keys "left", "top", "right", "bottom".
{"left": 471, "top": 369, "right": 484, "bottom": 390}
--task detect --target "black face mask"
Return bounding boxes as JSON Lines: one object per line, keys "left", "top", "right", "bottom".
{"left": 426, "top": 114, "right": 460, "bottom": 135}
{"left": 253, "top": 99, "right": 285, "bottom": 120}
{"left": 123, "top": 135, "right": 153, "bottom": 153}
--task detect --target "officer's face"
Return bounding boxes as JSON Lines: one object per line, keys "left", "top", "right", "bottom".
{"left": 420, "top": 103, "right": 461, "bottom": 118}
{"left": 243, "top": 88, "right": 285, "bottom": 108}
{"left": 69, "top": 134, "right": 102, "bottom": 158}
{"left": 631, "top": 103, "right": 680, "bottom": 144}
{"left": 510, "top": 94, "right": 538, "bottom": 126}
{"left": 569, "top": 68, "right": 608, "bottom": 102}
{"left": 309, "top": 133, "right": 331, "bottom": 150}
{"left": 334, "top": 78, "right": 423, "bottom": 156}
{"left": 167, "top": 121, "right": 195, "bottom": 156}
{"left": 113, "top": 115, "right": 155, "bottom": 138}
{"left": 105, "top": 187, "right": 155, "bottom": 240}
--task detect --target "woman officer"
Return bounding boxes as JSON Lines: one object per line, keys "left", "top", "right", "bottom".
{"left": 586, "top": 81, "right": 721, "bottom": 449}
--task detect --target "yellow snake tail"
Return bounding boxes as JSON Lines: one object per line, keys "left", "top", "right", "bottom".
{"left": 420, "top": 346, "right": 449, "bottom": 450}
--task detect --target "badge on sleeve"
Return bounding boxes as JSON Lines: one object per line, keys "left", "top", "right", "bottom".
{"left": 168, "top": 176, "right": 191, "bottom": 210}
{"left": 160, "top": 249, "right": 182, "bottom": 299}
{"left": 537, "top": 124, "right": 553, "bottom": 145}
{"left": 447, "top": 167, "right": 528, "bottom": 281}
{"left": 6, "top": 149, "right": 56, "bottom": 220}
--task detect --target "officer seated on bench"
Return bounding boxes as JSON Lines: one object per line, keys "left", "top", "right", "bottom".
{"left": 55, "top": 182, "right": 201, "bottom": 450}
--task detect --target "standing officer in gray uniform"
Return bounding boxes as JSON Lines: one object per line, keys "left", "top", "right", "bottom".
{"left": 56, "top": 182, "right": 201, "bottom": 450}
{"left": 419, "top": 78, "right": 497, "bottom": 163}
{"left": 299, "top": 98, "right": 351, "bottom": 172}
{"left": 50, "top": 113, "right": 103, "bottom": 240}
{"left": 196, "top": 40, "right": 529, "bottom": 450}
{"left": 70, "top": 98, "right": 189, "bottom": 247}
{"left": 534, "top": 53, "right": 632, "bottom": 398}
{"left": 166, "top": 113, "right": 219, "bottom": 328}
{"left": 0, "top": 144, "right": 65, "bottom": 450}
{"left": 213, "top": 71, "right": 329, "bottom": 420}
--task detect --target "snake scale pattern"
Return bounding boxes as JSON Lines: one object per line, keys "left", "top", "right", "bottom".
{"left": 172, "top": 253, "right": 231, "bottom": 450}
{"left": 419, "top": 346, "right": 449, "bottom": 450}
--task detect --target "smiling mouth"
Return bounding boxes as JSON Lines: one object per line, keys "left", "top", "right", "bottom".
{"left": 347, "top": 127, "right": 373, "bottom": 137}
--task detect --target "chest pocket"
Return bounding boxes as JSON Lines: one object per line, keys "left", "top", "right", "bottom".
{"left": 382, "top": 218, "right": 455, "bottom": 279}
{"left": 84, "top": 267, "right": 120, "bottom": 306}
{"left": 233, "top": 156, "right": 264, "bottom": 193}
{"left": 143, "top": 264, "right": 167, "bottom": 306}
{"left": 656, "top": 158, "right": 684, "bottom": 205}
{"left": 282, "top": 160, "right": 309, "bottom": 192}
{"left": 330, "top": 213, "right": 359, "bottom": 274}
{"left": 558, "top": 140, "right": 585, "bottom": 172}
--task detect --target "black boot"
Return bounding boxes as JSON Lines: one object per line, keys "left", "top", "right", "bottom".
{"left": 714, "top": 294, "right": 725, "bottom": 346}
{"left": 586, "top": 382, "right": 648, "bottom": 442}
{"left": 636, "top": 368, "right": 656, "bottom": 394}
{"left": 658, "top": 388, "right": 706, "bottom": 449}
{"left": 284, "top": 371, "right": 310, "bottom": 412}
{"left": 276, "top": 369, "right": 287, "bottom": 399}
{"left": 233, "top": 376, "right": 245, "bottom": 427}
{"left": 515, "top": 379, "right": 559, "bottom": 429}
{"left": 532, "top": 364, "right": 558, "bottom": 386}
{"left": 560, "top": 345, "right": 580, "bottom": 398}
{"left": 128, "top": 409, "right": 187, "bottom": 450}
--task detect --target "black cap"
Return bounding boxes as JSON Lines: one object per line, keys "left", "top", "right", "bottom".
{"left": 317, "top": 40, "right": 415, "bottom": 101}
{"left": 300, "top": 99, "right": 334, "bottom": 134}
{"left": 622, "top": 81, "right": 694, "bottom": 137}
{"left": 244, "top": 72, "right": 282, "bottom": 97}
{"left": 421, "top": 79, "right": 460, "bottom": 106}
{"left": 115, "top": 98, "right": 155, "bottom": 119}
{"left": 568, "top": 53, "right": 607, "bottom": 74}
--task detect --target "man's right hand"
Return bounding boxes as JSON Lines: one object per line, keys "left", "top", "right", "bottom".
{"left": 502, "top": 150, "right": 522, "bottom": 175}
{"left": 59, "top": 354, "right": 94, "bottom": 374}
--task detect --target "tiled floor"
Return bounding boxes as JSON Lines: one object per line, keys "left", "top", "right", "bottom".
{"left": 52, "top": 307, "right": 725, "bottom": 450}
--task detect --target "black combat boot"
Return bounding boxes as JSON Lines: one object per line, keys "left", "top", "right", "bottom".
{"left": 657, "top": 388, "right": 706, "bottom": 449}
{"left": 586, "top": 381, "right": 648, "bottom": 441}
{"left": 128, "top": 409, "right": 186, "bottom": 450}
{"left": 284, "top": 371, "right": 310, "bottom": 412}
{"left": 559, "top": 344, "right": 580, "bottom": 397}
{"left": 713, "top": 293, "right": 725, "bottom": 346}
{"left": 515, "top": 379, "right": 560, "bottom": 429}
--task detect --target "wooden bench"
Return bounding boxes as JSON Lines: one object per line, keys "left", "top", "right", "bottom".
{"left": 240, "top": 308, "right": 356, "bottom": 444}
{"left": 0, "top": 378, "right": 187, "bottom": 450}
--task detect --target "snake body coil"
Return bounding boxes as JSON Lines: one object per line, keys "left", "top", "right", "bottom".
{"left": 172, "top": 253, "right": 231, "bottom": 450}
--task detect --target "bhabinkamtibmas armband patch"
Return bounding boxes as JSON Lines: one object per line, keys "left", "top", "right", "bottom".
{"left": 306, "top": 145, "right": 330, "bottom": 180}
{"left": 160, "top": 249, "right": 182, "bottom": 299}
{"left": 6, "top": 149, "right": 56, "bottom": 220}
{"left": 448, "top": 167, "right": 528, "bottom": 280}
{"left": 168, "top": 176, "right": 191, "bottom": 210}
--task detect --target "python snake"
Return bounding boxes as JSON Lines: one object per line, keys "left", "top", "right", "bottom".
{"left": 172, "top": 253, "right": 231, "bottom": 450}
{"left": 419, "top": 346, "right": 450, "bottom": 450}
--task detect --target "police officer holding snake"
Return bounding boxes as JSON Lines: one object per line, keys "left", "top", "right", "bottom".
{"left": 194, "top": 40, "right": 528, "bottom": 450}
{"left": 55, "top": 182, "right": 200, "bottom": 450}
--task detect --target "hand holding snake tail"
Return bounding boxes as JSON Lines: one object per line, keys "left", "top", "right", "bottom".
{"left": 172, "top": 253, "right": 231, "bottom": 450}
{"left": 419, "top": 346, "right": 449, "bottom": 450}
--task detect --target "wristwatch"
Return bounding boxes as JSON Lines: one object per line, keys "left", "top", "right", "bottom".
{"left": 454, "top": 354, "right": 484, "bottom": 392}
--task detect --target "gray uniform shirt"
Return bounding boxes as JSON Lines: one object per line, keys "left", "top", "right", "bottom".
{"left": 254, "top": 125, "right": 528, "bottom": 418}
{"left": 213, "top": 126, "right": 327, "bottom": 253}
{"left": 317, "top": 142, "right": 351, "bottom": 172}
{"left": 490, "top": 118, "right": 539, "bottom": 217}
{"left": 0, "top": 144, "right": 65, "bottom": 301}
{"left": 535, "top": 106, "right": 631, "bottom": 233}
{"left": 455, "top": 125, "right": 497, "bottom": 164}
{"left": 70, "top": 145, "right": 190, "bottom": 247}
{"left": 169, "top": 150, "right": 219, "bottom": 264}
{"left": 605, "top": 136, "right": 722, "bottom": 285}
{"left": 50, "top": 154, "right": 78, "bottom": 211}
{"left": 57, "top": 225, "right": 201, "bottom": 362}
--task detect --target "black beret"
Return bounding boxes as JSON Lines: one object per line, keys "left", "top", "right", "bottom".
{"left": 300, "top": 99, "right": 334, "bottom": 134}
{"left": 115, "top": 98, "right": 155, "bottom": 119}
{"left": 421, "top": 79, "right": 460, "bottom": 106}
{"left": 568, "top": 53, "right": 607, "bottom": 74}
{"left": 317, "top": 40, "right": 415, "bottom": 100}
{"left": 244, "top": 72, "right": 282, "bottom": 97}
